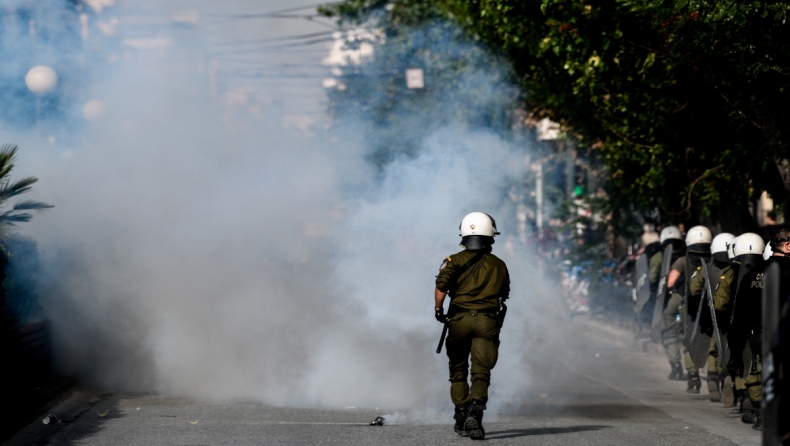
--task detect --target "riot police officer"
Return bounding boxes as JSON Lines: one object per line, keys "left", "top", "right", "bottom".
{"left": 649, "top": 226, "right": 687, "bottom": 379}
{"left": 727, "top": 233, "right": 766, "bottom": 429}
{"left": 688, "top": 232, "right": 734, "bottom": 401}
{"left": 665, "top": 225, "right": 712, "bottom": 393}
{"left": 435, "top": 212, "right": 510, "bottom": 440}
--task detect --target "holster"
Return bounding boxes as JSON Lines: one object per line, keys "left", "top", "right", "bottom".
{"left": 495, "top": 302, "right": 508, "bottom": 329}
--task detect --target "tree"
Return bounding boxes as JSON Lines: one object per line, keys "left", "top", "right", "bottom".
{"left": 0, "top": 144, "right": 53, "bottom": 236}
{"left": 320, "top": 2, "right": 526, "bottom": 167}
{"left": 0, "top": 143, "right": 52, "bottom": 327}
{"left": 321, "top": 0, "right": 790, "bottom": 233}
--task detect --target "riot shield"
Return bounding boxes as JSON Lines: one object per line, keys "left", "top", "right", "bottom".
{"left": 701, "top": 261, "right": 727, "bottom": 369}
{"left": 634, "top": 254, "right": 651, "bottom": 314}
{"left": 688, "top": 260, "right": 720, "bottom": 368}
{"left": 682, "top": 253, "right": 703, "bottom": 350}
{"left": 650, "top": 245, "right": 674, "bottom": 344}
{"left": 742, "top": 343, "right": 753, "bottom": 380}
{"left": 762, "top": 262, "right": 780, "bottom": 446}
{"left": 724, "top": 260, "right": 756, "bottom": 378}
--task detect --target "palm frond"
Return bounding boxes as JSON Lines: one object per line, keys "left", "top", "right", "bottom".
{"left": 12, "top": 200, "right": 53, "bottom": 211}
{"left": 0, "top": 144, "right": 18, "bottom": 181}
{"left": 0, "top": 213, "right": 33, "bottom": 224}
{"left": 0, "top": 143, "right": 52, "bottom": 235}
{"left": 0, "top": 177, "right": 38, "bottom": 201}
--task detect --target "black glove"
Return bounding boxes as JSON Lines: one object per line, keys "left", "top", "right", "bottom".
{"left": 435, "top": 307, "right": 447, "bottom": 323}
{"left": 727, "top": 357, "right": 744, "bottom": 378}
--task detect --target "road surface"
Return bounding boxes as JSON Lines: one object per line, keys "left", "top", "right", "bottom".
{"left": 4, "top": 316, "right": 760, "bottom": 446}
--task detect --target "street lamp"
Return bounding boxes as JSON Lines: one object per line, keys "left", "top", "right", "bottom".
{"left": 25, "top": 65, "right": 58, "bottom": 95}
{"left": 25, "top": 65, "right": 58, "bottom": 126}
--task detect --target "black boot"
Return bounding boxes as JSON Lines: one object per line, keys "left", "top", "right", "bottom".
{"left": 707, "top": 373, "right": 721, "bottom": 402}
{"left": 686, "top": 371, "right": 701, "bottom": 394}
{"left": 722, "top": 381, "right": 736, "bottom": 407}
{"left": 668, "top": 362, "right": 684, "bottom": 380}
{"left": 752, "top": 403, "right": 763, "bottom": 431}
{"left": 453, "top": 405, "right": 469, "bottom": 436}
{"left": 732, "top": 389, "right": 745, "bottom": 412}
{"left": 741, "top": 399, "right": 756, "bottom": 424}
{"left": 464, "top": 400, "right": 486, "bottom": 440}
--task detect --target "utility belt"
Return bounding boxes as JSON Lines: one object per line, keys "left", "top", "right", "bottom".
{"left": 449, "top": 300, "right": 507, "bottom": 328}
{"left": 449, "top": 307, "right": 498, "bottom": 316}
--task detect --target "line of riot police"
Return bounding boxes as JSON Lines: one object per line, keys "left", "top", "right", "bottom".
{"left": 632, "top": 224, "right": 790, "bottom": 444}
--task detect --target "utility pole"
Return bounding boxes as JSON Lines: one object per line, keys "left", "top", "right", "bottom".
{"left": 533, "top": 162, "right": 544, "bottom": 240}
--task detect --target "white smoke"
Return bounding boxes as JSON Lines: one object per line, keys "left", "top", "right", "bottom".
{"left": 3, "top": 0, "right": 566, "bottom": 416}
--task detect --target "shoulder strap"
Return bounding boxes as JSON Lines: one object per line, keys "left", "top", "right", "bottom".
{"left": 447, "top": 252, "right": 487, "bottom": 297}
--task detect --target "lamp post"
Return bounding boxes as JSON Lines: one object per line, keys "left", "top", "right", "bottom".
{"left": 25, "top": 65, "right": 58, "bottom": 126}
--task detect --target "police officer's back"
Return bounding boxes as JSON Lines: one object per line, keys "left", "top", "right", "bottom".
{"left": 434, "top": 212, "right": 510, "bottom": 440}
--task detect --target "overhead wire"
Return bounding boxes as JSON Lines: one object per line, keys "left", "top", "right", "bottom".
{"left": 209, "top": 30, "right": 337, "bottom": 47}
{"left": 199, "top": 3, "right": 341, "bottom": 19}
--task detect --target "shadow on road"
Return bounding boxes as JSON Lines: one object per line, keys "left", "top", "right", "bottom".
{"left": 485, "top": 425, "right": 610, "bottom": 440}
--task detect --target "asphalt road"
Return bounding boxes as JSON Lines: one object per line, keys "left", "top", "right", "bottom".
{"left": 4, "top": 316, "right": 761, "bottom": 446}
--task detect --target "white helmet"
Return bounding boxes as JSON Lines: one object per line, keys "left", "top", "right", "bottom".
{"left": 685, "top": 225, "right": 712, "bottom": 246}
{"left": 711, "top": 233, "right": 735, "bottom": 262}
{"left": 732, "top": 232, "right": 765, "bottom": 258}
{"left": 459, "top": 212, "right": 499, "bottom": 250}
{"left": 660, "top": 226, "right": 682, "bottom": 244}
{"left": 728, "top": 236, "right": 738, "bottom": 260}
{"left": 764, "top": 242, "right": 773, "bottom": 261}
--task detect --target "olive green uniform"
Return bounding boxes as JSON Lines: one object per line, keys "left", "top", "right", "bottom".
{"left": 688, "top": 264, "right": 731, "bottom": 394}
{"left": 436, "top": 249, "right": 510, "bottom": 408}
{"left": 649, "top": 251, "right": 663, "bottom": 287}
{"left": 679, "top": 260, "right": 702, "bottom": 376}
{"left": 661, "top": 257, "right": 686, "bottom": 366}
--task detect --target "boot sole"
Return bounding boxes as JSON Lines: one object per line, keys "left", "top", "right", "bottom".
{"left": 465, "top": 418, "right": 485, "bottom": 440}
{"left": 708, "top": 391, "right": 721, "bottom": 402}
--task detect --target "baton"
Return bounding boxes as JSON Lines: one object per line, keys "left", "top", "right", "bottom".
{"left": 436, "top": 323, "right": 448, "bottom": 354}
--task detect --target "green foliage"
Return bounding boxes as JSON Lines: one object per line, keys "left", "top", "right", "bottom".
{"left": 322, "top": 0, "right": 790, "bottom": 231}
{"left": 0, "top": 144, "right": 52, "bottom": 239}
{"left": 321, "top": 1, "right": 526, "bottom": 166}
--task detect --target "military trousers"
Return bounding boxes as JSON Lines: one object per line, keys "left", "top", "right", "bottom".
{"left": 678, "top": 305, "right": 699, "bottom": 373}
{"left": 706, "top": 337, "right": 724, "bottom": 381}
{"left": 745, "top": 355, "right": 762, "bottom": 404}
{"left": 661, "top": 292, "right": 683, "bottom": 365}
{"left": 445, "top": 310, "right": 500, "bottom": 408}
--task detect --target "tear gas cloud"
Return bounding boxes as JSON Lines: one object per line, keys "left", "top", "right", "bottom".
{"left": 5, "top": 0, "right": 566, "bottom": 414}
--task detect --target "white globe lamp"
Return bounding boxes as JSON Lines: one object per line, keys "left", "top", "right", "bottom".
{"left": 25, "top": 65, "right": 58, "bottom": 95}
{"left": 83, "top": 100, "right": 106, "bottom": 122}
